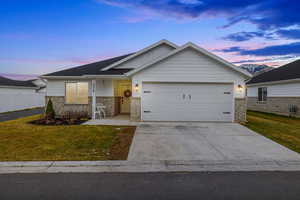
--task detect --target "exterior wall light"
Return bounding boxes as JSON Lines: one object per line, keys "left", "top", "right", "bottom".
{"left": 135, "top": 83, "right": 139, "bottom": 92}
{"left": 238, "top": 84, "right": 243, "bottom": 92}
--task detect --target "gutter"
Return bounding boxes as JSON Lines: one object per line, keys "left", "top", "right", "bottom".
{"left": 40, "top": 75, "right": 129, "bottom": 80}
{"left": 247, "top": 78, "right": 300, "bottom": 87}
{"left": 0, "top": 85, "right": 38, "bottom": 89}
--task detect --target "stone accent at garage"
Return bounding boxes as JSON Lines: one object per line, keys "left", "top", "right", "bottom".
{"left": 96, "top": 96, "right": 120, "bottom": 117}
{"left": 235, "top": 98, "right": 247, "bottom": 122}
{"left": 248, "top": 97, "right": 300, "bottom": 117}
{"left": 45, "top": 96, "right": 92, "bottom": 117}
{"left": 130, "top": 97, "right": 141, "bottom": 121}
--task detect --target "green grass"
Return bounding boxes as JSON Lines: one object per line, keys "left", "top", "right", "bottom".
{"left": 0, "top": 115, "right": 135, "bottom": 161}
{"left": 245, "top": 111, "right": 300, "bottom": 153}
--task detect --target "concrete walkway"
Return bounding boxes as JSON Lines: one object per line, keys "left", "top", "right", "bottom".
{"left": 83, "top": 115, "right": 138, "bottom": 126}
{"left": 0, "top": 107, "right": 44, "bottom": 122}
{"left": 1, "top": 160, "right": 300, "bottom": 174}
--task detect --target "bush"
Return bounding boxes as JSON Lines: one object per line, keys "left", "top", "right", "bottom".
{"left": 45, "top": 98, "right": 55, "bottom": 119}
{"left": 62, "top": 111, "right": 89, "bottom": 120}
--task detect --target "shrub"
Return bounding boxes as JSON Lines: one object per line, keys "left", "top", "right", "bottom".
{"left": 62, "top": 111, "right": 89, "bottom": 120}
{"left": 45, "top": 98, "right": 55, "bottom": 119}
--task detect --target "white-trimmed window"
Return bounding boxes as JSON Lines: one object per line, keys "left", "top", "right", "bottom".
{"left": 258, "top": 87, "right": 267, "bottom": 102}
{"left": 65, "top": 82, "right": 89, "bottom": 104}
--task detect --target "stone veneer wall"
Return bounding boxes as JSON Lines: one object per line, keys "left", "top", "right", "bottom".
{"left": 248, "top": 97, "right": 300, "bottom": 117}
{"left": 130, "top": 97, "right": 141, "bottom": 121}
{"left": 45, "top": 96, "right": 121, "bottom": 118}
{"left": 235, "top": 98, "right": 247, "bottom": 122}
{"left": 45, "top": 96, "right": 92, "bottom": 117}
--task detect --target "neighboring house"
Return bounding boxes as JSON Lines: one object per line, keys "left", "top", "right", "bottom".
{"left": 0, "top": 76, "right": 46, "bottom": 113}
{"left": 247, "top": 59, "right": 300, "bottom": 117}
{"left": 41, "top": 40, "right": 252, "bottom": 122}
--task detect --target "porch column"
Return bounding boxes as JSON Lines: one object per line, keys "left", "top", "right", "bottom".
{"left": 92, "top": 79, "right": 96, "bottom": 119}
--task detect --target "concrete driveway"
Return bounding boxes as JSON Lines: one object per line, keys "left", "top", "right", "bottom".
{"left": 128, "top": 123, "right": 300, "bottom": 162}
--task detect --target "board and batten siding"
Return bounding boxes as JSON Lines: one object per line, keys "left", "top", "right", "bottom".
{"left": 46, "top": 79, "right": 114, "bottom": 97}
{"left": 247, "top": 82, "right": 300, "bottom": 97}
{"left": 0, "top": 87, "right": 45, "bottom": 113}
{"left": 115, "top": 44, "right": 175, "bottom": 69}
{"left": 132, "top": 47, "right": 247, "bottom": 98}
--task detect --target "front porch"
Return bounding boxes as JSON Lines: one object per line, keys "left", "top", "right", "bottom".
{"left": 84, "top": 114, "right": 139, "bottom": 126}
{"left": 91, "top": 79, "right": 137, "bottom": 121}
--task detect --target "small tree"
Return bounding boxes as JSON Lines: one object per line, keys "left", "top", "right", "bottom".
{"left": 45, "top": 98, "right": 55, "bottom": 119}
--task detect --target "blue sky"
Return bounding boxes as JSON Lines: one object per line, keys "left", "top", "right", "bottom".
{"left": 1, "top": 0, "right": 299, "bottom": 76}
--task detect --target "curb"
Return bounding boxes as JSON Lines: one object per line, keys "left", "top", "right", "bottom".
{"left": 1, "top": 160, "right": 300, "bottom": 174}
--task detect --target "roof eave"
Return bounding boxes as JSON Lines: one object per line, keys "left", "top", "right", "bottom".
{"left": 247, "top": 78, "right": 300, "bottom": 86}
{"left": 41, "top": 75, "right": 129, "bottom": 80}
{"left": 0, "top": 85, "right": 38, "bottom": 89}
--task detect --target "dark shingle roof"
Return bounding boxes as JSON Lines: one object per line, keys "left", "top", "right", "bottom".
{"left": 0, "top": 76, "right": 37, "bottom": 88}
{"left": 247, "top": 59, "right": 300, "bottom": 84}
{"left": 43, "top": 54, "right": 134, "bottom": 77}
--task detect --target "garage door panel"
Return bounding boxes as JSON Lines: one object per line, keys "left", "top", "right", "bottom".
{"left": 142, "top": 83, "right": 233, "bottom": 122}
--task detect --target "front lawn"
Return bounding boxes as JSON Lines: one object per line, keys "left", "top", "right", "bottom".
{"left": 245, "top": 111, "right": 300, "bottom": 153}
{"left": 0, "top": 115, "right": 136, "bottom": 161}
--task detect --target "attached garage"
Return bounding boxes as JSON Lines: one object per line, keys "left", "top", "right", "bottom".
{"left": 128, "top": 42, "right": 252, "bottom": 122}
{"left": 141, "top": 82, "right": 234, "bottom": 122}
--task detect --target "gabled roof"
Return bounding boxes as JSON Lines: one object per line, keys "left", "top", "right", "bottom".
{"left": 247, "top": 59, "right": 300, "bottom": 85}
{"left": 125, "top": 42, "right": 253, "bottom": 78}
{"left": 0, "top": 76, "right": 37, "bottom": 88}
{"left": 101, "top": 39, "right": 178, "bottom": 71}
{"left": 42, "top": 54, "right": 133, "bottom": 77}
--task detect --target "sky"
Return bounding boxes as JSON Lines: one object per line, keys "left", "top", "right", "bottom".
{"left": 1, "top": 0, "right": 300, "bottom": 78}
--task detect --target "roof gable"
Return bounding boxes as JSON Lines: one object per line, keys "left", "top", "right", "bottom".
{"left": 247, "top": 59, "right": 300, "bottom": 85}
{"left": 126, "top": 42, "right": 252, "bottom": 78}
{"left": 101, "top": 39, "right": 178, "bottom": 71}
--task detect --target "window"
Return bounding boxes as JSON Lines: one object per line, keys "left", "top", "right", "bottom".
{"left": 258, "top": 87, "right": 267, "bottom": 102}
{"left": 65, "top": 82, "right": 88, "bottom": 104}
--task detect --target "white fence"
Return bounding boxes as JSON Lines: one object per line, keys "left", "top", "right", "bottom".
{"left": 0, "top": 88, "right": 45, "bottom": 113}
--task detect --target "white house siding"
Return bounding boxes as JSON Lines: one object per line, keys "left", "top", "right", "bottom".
{"left": 132, "top": 47, "right": 247, "bottom": 98}
{"left": 46, "top": 79, "right": 114, "bottom": 97}
{"left": 247, "top": 82, "right": 300, "bottom": 117}
{"left": 115, "top": 44, "right": 175, "bottom": 69}
{"left": 0, "top": 87, "right": 45, "bottom": 113}
{"left": 248, "top": 82, "right": 300, "bottom": 97}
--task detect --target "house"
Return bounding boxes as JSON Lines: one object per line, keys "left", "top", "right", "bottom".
{"left": 0, "top": 76, "right": 46, "bottom": 113}
{"left": 41, "top": 40, "right": 252, "bottom": 122}
{"left": 247, "top": 59, "right": 300, "bottom": 117}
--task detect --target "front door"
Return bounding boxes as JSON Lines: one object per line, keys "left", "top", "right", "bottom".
{"left": 119, "top": 83, "right": 131, "bottom": 114}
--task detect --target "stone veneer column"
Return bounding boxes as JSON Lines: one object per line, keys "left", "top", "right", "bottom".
{"left": 130, "top": 97, "right": 141, "bottom": 121}
{"left": 235, "top": 98, "right": 247, "bottom": 122}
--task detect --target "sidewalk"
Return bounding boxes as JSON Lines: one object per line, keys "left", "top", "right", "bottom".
{"left": 1, "top": 160, "right": 300, "bottom": 174}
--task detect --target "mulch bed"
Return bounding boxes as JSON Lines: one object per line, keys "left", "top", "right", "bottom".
{"left": 29, "top": 118, "right": 89, "bottom": 125}
{"left": 108, "top": 127, "right": 136, "bottom": 160}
